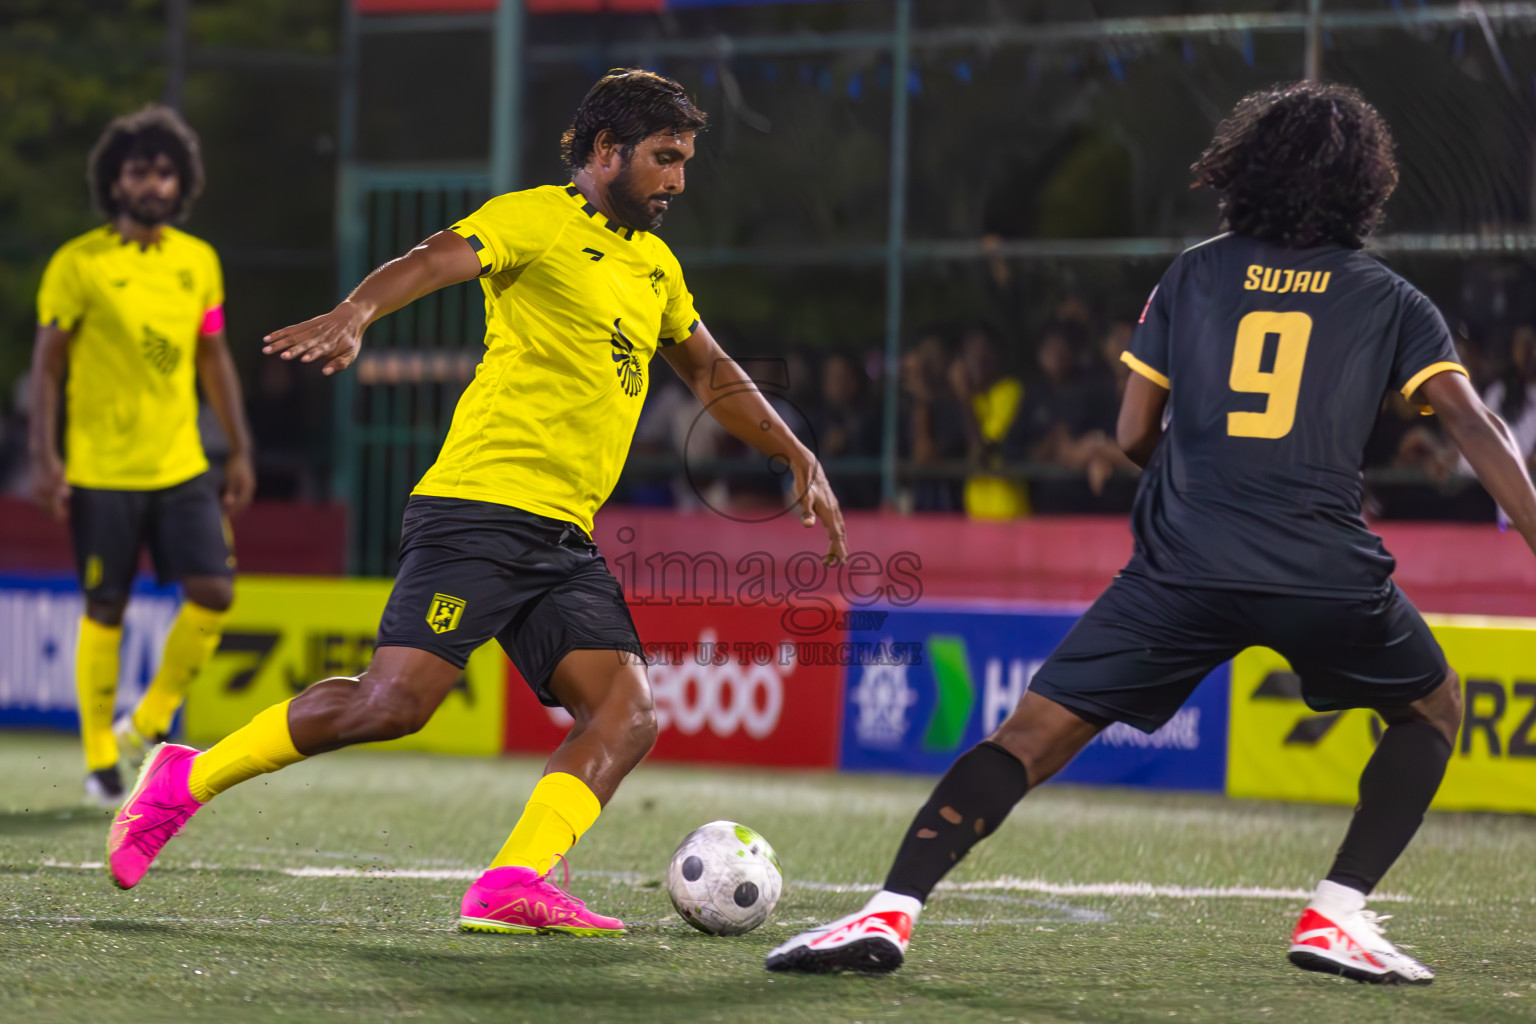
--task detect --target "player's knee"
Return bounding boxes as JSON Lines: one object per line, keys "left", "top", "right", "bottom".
{"left": 628, "top": 697, "right": 659, "bottom": 755}
{"left": 85, "top": 599, "right": 128, "bottom": 628}
{"left": 626, "top": 671, "right": 658, "bottom": 751}
{"left": 1427, "top": 669, "right": 1462, "bottom": 746}
{"left": 183, "top": 576, "right": 234, "bottom": 613}
{"left": 1384, "top": 668, "right": 1462, "bottom": 748}
{"left": 364, "top": 692, "right": 432, "bottom": 740}
{"left": 596, "top": 677, "right": 656, "bottom": 756}
{"left": 344, "top": 674, "right": 432, "bottom": 741}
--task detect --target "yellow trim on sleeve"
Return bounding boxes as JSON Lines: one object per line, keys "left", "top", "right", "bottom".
{"left": 1400, "top": 361, "right": 1468, "bottom": 416}
{"left": 1399, "top": 361, "right": 1467, "bottom": 400}
{"left": 1121, "top": 351, "right": 1170, "bottom": 389}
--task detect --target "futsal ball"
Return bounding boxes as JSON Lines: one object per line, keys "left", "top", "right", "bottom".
{"left": 666, "top": 820, "right": 783, "bottom": 936}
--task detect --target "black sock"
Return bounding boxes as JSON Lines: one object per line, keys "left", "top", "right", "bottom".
{"left": 1325, "top": 720, "right": 1451, "bottom": 895}
{"left": 882, "top": 741, "right": 1031, "bottom": 902}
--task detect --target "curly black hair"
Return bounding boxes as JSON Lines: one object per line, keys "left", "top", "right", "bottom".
{"left": 560, "top": 69, "right": 707, "bottom": 173}
{"left": 1192, "top": 81, "right": 1398, "bottom": 249}
{"left": 86, "top": 104, "right": 205, "bottom": 222}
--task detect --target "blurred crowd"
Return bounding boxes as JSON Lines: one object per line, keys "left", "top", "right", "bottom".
{"left": 620, "top": 296, "right": 1149, "bottom": 518}
{"left": 1362, "top": 320, "right": 1536, "bottom": 521}
{"left": 620, "top": 267, "right": 1536, "bottom": 524}
{"left": 4, "top": 267, "right": 1534, "bottom": 524}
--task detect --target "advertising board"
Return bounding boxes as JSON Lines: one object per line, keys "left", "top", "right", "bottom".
{"left": 839, "top": 605, "right": 1229, "bottom": 791}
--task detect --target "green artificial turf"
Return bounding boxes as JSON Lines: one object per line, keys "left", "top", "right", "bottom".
{"left": 2, "top": 731, "right": 1533, "bottom": 1023}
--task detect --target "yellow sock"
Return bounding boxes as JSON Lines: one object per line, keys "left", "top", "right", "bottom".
{"left": 186, "top": 699, "right": 306, "bottom": 803}
{"left": 490, "top": 772, "right": 602, "bottom": 874}
{"left": 134, "top": 601, "right": 226, "bottom": 738}
{"left": 76, "top": 618, "right": 122, "bottom": 771}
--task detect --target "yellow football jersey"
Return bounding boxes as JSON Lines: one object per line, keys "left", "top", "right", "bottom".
{"left": 963, "top": 376, "right": 1030, "bottom": 520}
{"left": 413, "top": 184, "right": 701, "bottom": 533}
{"left": 36, "top": 225, "right": 222, "bottom": 489}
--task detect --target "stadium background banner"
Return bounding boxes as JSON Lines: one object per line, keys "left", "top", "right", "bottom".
{"left": 501, "top": 600, "right": 845, "bottom": 767}
{"left": 1227, "top": 614, "right": 1536, "bottom": 814}
{"left": 0, "top": 575, "right": 180, "bottom": 729}
{"left": 182, "top": 577, "right": 505, "bottom": 756}
{"left": 839, "top": 605, "right": 1230, "bottom": 792}
{"left": 352, "top": 1, "right": 837, "bottom": 13}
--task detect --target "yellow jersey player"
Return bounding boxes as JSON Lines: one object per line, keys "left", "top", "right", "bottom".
{"left": 105, "top": 71, "right": 847, "bottom": 935}
{"left": 30, "top": 106, "right": 254, "bottom": 807}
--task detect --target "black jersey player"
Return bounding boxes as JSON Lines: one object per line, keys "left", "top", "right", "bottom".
{"left": 767, "top": 82, "right": 1536, "bottom": 984}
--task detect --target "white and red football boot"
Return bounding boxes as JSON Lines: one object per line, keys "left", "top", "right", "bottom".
{"left": 1287, "top": 881, "right": 1433, "bottom": 984}
{"left": 765, "top": 893, "right": 918, "bottom": 974}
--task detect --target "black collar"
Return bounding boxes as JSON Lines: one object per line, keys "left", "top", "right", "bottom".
{"left": 565, "top": 183, "right": 636, "bottom": 241}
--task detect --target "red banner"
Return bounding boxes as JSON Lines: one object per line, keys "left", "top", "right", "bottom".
{"left": 354, "top": 1, "right": 666, "bottom": 13}
{"left": 355, "top": 0, "right": 497, "bottom": 12}
{"left": 503, "top": 600, "right": 845, "bottom": 767}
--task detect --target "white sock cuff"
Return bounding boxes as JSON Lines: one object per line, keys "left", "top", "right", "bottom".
{"left": 863, "top": 889, "right": 923, "bottom": 919}
{"left": 1312, "top": 879, "right": 1366, "bottom": 913}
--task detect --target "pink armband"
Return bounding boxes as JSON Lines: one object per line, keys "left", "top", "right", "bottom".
{"left": 200, "top": 305, "right": 225, "bottom": 335}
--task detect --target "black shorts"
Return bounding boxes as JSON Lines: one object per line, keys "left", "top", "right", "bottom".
{"left": 69, "top": 473, "right": 234, "bottom": 604}
{"left": 1029, "top": 572, "right": 1449, "bottom": 733}
{"left": 376, "top": 496, "right": 643, "bottom": 706}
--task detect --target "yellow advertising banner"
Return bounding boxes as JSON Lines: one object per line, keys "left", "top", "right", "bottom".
{"left": 183, "top": 576, "right": 505, "bottom": 755}
{"left": 1229, "top": 614, "right": 1536, "bottom": 813}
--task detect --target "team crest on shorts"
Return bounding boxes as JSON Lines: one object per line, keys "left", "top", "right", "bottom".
{"left": 427, "top": 593, "right": 466, "bottom": 634}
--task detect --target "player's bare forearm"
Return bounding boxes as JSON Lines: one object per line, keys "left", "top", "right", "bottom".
{"left": 263, "top": 230, "right": 481, "bottom": 376}
{"left": 1454, "top": 419, "right": 1536, "bottom": 549}
{"left": 197, "top": 330, "right": 257, "bottom": 515}
{"left": 662, "top": 325, "right": 848, "bottom": 563}
{"left": 662, "top": 326, "right": 813, "bottom": 469}
{"left": 196, "top": 331, "right": 253, "bottom": 457}
{"left": 707, "top": 380, "right": 813, "bottom": 469}
{"left": 343, "top": 230, "right": 482, "bottom": 326}
{"left": 1425, "top": 371, "right": 1536, "bottom": 554}
{"left": 27, "top": 323, "right": 72, "bottom": 518}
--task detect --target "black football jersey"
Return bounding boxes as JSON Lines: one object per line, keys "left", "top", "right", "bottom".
{"left": 1122, "top": 233, "right": 1466, "bottom": 597}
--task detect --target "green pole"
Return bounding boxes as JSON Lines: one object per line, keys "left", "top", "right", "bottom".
{"left": 1304, "top": 0, "right": 1323, "bottom": 80}
{"left": 334, "top": 1, "right": 362, "bottom": 571}
{"left": 881, "top": 0, "right": 912, "bottom": 508}
{"left": 491, "top": 0, "right": 525, "bottom": 194}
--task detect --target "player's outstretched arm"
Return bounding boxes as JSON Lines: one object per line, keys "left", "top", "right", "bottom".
{"left": 27, "top": 323, "right": 72, "bottom": 521}
{"left": 1424, "top": 370, "right": 1536, "bottom": 556}
{"left": 661, "top": 325, "right": 848, "bottom": 565}
{"left": 262, "top": 230, "right": 482, "bottom": 376}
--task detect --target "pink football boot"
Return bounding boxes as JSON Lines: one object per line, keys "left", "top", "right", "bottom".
{"left": 106, "top": 743, "right": 204, "bottom": 890}
{"left": 458, "top": 860, "right": 625, "bottom": 936}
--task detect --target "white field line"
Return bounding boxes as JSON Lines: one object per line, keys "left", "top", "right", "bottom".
{"left": 0, "top": 913, "right": 357, "bottom": 927}
{"left": 22, "top": 860, "right": 1410, "bottom": 902}
{"left": 1, "top": 911, "right": 1086, "bottom": 931}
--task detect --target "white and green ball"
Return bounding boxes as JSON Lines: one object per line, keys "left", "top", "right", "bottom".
{"left": 666, "top": 820, "right": 783, "bottom": 936}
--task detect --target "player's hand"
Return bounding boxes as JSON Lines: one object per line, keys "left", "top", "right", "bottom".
{"left": 31, "top": 456, "right": 70, "bottom": 522}
{"left": 263, "top": 300, "right": 369, "bottom": 376}
{"left": 1086, "top": 449, "right": 1114, "bottom": 496}
{"left": 792, "top": 457, "right": 848, "bottom": 566}
{"left": 948, "top": 358, "right": 972, "bottom": 400}
{"left": 222, "top": 452, "right": 255, "bottom": 517}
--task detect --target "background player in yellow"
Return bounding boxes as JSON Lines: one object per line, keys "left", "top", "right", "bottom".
{"left": 106, "top": 71, "right": 847, "bottom": 935}
{"left": 29, "top": 106, "right": 254, "bottom": 807}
